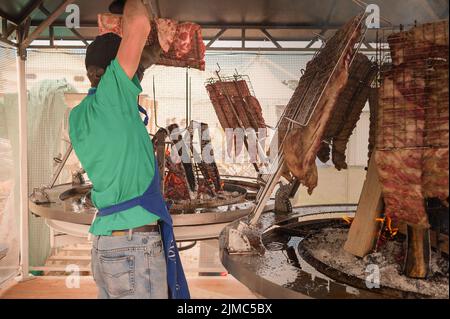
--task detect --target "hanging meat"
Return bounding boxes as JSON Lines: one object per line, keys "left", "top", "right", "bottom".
{"left": 206, "top": 78, "right": 266, "bottom": 132}
{"left": 282, "top": 15, "right": 364, "bottom": 194}
{"left": 206, "top": 76, "right": 266, "bottom": 160}
{"left": 97, "top": 13, "right": 206, "bottom": 71}
{"left": 317, "top": 53, "right": 377, "bottom": 170}
{"left": 375, "top": 20, "right": 449, "bottom": 228}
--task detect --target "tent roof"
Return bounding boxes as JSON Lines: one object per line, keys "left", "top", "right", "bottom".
{"left": 0, "top": 0, "right": 448, "bottom": 50}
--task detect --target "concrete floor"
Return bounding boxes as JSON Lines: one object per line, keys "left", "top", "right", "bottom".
{"left": 0, "top": 275, "right": 258, "bottom": 299}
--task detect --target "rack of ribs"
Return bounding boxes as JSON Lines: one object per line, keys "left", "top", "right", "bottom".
{"left": 317, "top": 53, "right": 377, "bottom": 170}
{"left": 375, "top": 20, "right": 449, "bottom": 228}
{"left": 282, "top": 14, "right": 365, "bottom": 194}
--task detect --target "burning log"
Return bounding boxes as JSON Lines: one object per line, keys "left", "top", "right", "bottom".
{"left": 404, "top": 225, "right": 431, "bottom": 279}
{"left": 344, "top": 155, "right": 384, "bottom": 257}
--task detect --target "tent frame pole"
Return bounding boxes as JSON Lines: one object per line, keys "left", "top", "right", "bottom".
{"left": 15, "top": 45, "right": 33, "bottom": 282}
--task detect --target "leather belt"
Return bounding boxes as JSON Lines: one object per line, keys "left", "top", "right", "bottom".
{"left": 111, "top": 223, "right": 160, "bottom": 237}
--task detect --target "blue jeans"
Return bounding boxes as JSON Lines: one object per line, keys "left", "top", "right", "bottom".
{"left": 91, "top": 232, "right": 168, "bottom": 299}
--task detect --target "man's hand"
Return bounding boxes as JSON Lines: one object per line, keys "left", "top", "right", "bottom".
{"left": 117, "top": 0, "right": 151, "bottom": 79}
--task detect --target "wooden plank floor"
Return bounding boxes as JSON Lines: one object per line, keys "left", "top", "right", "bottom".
{"left": 0, "top": 275, "right": 258, "bottom": 299}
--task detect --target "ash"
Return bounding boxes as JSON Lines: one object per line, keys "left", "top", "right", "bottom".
{"left": 303, "top": 227, "right": 449, "bottom": 298}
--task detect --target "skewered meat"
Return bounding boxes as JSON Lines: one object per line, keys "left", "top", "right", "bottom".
{"left": 318, "top": 53, "right": 377, "bottom": 170}
{"left": 189, "top": 122, "right": 222, "bottom": 194}
{"left": 376, "top": 20, "right": 449, "bottom": 227}
{"left": 282, "top": 15, "right": 364, "bottom": 194}
{"left": 167, "top": 124, "right": 196, "bottom": 193}
{"left": 152, "top": 128, "right": 168, "bottom": 190}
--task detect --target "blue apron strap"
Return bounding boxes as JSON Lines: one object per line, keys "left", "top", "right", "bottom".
{"left": 138, "top": 104, "right": 149, "bottom": 126}
{"left": 96, "top": 163, "right": 190, "bottom": 299}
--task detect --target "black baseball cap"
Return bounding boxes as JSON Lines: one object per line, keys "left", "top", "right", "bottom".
{"left": 85, "top": 32, "right": 121, "bottom": 70}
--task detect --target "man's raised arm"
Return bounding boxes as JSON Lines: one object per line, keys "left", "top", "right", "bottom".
{"left": 117, "top": 0, "right": 151, "bottom": 79}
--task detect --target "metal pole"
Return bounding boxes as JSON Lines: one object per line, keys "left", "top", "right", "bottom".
{"left": 16, "top": 50, "right": 33, "bottom": 282}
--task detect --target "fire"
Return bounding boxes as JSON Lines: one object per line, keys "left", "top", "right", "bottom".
{"left": 342, "top": 215, "right": 354, "bottom": 224}
{"left": 375, "top": 216, "right": 399, "bottom": 250}
{"left": 376, "top": 216, "right": 399, "bottom": 239}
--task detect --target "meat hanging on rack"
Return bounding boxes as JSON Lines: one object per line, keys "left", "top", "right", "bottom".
{"left": 205, "top": 76, "right": 267, "bottom": 159}
{"left": 206, "top": 78, "right": 266, "bottom": 132}
{"left": 317, "top": 53, "right": 377, "bottom": 170}
{"left": 375, "top": 20, "right": 449, "bottom": 228}
{"left": 282, "top": 15, "right": 364, "bottom": 194}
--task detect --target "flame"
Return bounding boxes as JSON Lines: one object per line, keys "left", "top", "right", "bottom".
{"left": 376, "top": 216, "right": 399, "bottom": 243}
{"left": 342, "top": 215, "right": 354, "bottom": 225}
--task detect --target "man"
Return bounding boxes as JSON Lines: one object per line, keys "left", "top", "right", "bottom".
{"left": 69, "top": 0, "right": 189, "bottom": 299}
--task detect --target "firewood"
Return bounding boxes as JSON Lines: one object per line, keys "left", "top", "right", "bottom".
{"left": 344, "top": 155, "right": 384, "bottom": 257}
{"left": 403, "top": 225, "right": 431, "bottom": 279}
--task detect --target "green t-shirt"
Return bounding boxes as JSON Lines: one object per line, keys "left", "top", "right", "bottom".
{"left": 69, "top": 58, "right": 159, "bottom": 236}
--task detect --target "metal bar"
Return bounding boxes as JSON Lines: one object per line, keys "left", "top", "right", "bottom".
{"left": 21, "top": 0, "right": 75, "bottom": 49}
{"left": 154, "top": 0, "right": 162, "bottom": 18}
{"left": 260, "top": 29, "right": 282, "bottom": 48}
{"left": 241, "top": 29, "right": 245, "bottom": 48}
{"left": 49, "top": 26, "right": 54, "bottom": 46}
{"left": 305, "top": 1, "right": 335, "bottom": 49}
{"left": 25, "top": 44, "right": 381, "bottom": 53}
{"left": 30, "top": 20, "right": 346, "bottom": 30}
{"left": 17, "top": 0, "right": 44, "bottom": 25}
{"left": 16, "top": 52, "right": 31, "bottom": 282}
{"left": 206, "top": 28, "right": 226, "bottom": 48}
{"left": 1, "top": 17, "right": 6, "bottom": 36}
{"left": 0, "top": 37, "right": 18, "bottom": 47}
{"left": 200, "top": 23, "right": 343, "bottom": 30}
{"left": 69, "top": 28, "right": 89, "bottom": 46}
{"left": 48, "top": 144, "right": 73, "bottom": 188}
{"left": 305, "top": 29, "right": 326, "bottom": 48}
{"left": 363, "top": 40, "right": 373, "bottom": 49}
{"left": 5, "top": 23, "right": 17, "bottom": 38}
{"left": 22, "top": 18, "right": 31, "bottom": 42}
{"left": 40, "top": 4, "right": 89, "bottom": 47}
{"left": 0, "top": 8, "right": 19, "bottom": 25}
